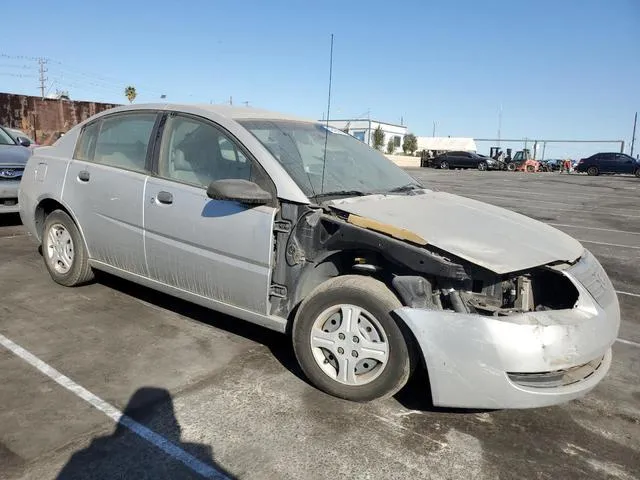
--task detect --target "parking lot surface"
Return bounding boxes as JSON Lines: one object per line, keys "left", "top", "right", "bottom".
{"left": 1, "top": 170, "right": 639, "bottom": 480}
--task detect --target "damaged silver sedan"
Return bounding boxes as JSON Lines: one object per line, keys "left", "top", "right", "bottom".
{"left": 18, "top": 104, "right": 620, "bottom": 409}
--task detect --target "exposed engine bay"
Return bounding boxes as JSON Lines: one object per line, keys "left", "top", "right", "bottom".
{"left": 269, "top": 201, "right": 581, "bottom": 320}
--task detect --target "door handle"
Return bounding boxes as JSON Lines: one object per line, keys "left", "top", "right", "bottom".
{"left": 156, "top": 191, "right": 173, "bottom": 205}
{"left": 78, "top": 170, "right": 90, "bottom": 182}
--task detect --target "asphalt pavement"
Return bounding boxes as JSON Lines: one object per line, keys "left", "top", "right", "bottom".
{"left": 0, "top": 170, "right": 639, "bottom": 480}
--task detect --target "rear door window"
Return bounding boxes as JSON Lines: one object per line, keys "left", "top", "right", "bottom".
{"left": 92, "top": 113, "right": 157, "bottom": 173}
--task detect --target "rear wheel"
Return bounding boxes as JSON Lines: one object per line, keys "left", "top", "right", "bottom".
{"left": 587, "top": 166, "right": 599, "bottom": 176}
{"left": 478, "top": 161, "right": 487, "bottom": 171}
{"left": 43, "top": 210, "right": 94, "bottom": 287}
{"left": 526, "top": 165, "right": 535, "bottom": 173}
{"left": 506, "top": 162, "right": 516, "bottom": 171}
{"left": 292, "top": 275, "right": 411, "bottom": 402}
{"left": 635, "top": 168, "right": 640, "bottom": 178}
{"left": 440, "top": 160, "right": 449, "bottom": 169}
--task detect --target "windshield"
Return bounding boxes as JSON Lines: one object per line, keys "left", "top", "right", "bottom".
{"left": 238, "top": 120, "right": 418, "bottom": 199}
{"left": 0, "top": 127, "right": 16, "bottom": 146}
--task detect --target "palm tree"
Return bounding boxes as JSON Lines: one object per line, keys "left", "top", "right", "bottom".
{"left": 124, "top": 86, "right": 137, "bottom": 104}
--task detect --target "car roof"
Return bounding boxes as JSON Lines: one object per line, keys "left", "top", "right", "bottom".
{"left": 86, "top": 103, "right": 316, "bottom": 123}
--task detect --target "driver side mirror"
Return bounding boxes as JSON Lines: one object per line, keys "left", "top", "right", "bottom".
{"left": 206, "top": 179, "right": 272, "bottom": 205}
{"left": 16, "top": 136, "right": 31, "bottom": 147}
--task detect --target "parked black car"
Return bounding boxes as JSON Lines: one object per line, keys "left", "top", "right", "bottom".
{"left": 434, "top": 151, "right": 497, "bottom": 170}
{"left": 575, "top": 152, "right": 640, "bottom": 177}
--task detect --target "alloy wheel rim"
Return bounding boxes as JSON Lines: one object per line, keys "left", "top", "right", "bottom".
{"left": 309, "top": 304, "right": 389, "bottom": 386}
{"left": 46, "top": 223, "right": 74, "bottom": 274}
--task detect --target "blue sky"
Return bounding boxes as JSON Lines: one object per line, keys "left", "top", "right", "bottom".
{"left": 1, "top": 0, "right": 639, "bottom": 157}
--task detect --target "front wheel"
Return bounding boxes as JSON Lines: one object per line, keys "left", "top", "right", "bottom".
{"left": 292, "top": 275, "right": 412, "bottom": 402}
{"left": 43, "top": 210, "right": 94, "bottom": 287}
{"left": 506, "top": 162, "right": 516, "bottom": 171}
{"left": 478, "top": 161, "right": 487, "bottom": 171}
{"left": 440, "top": 160, "right": 449, "bottom": 169}
{"left": 526, "top": 165, "right": 535, "bottom": 173}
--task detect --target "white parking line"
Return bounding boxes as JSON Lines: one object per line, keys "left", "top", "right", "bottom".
{"left": 0, "top": 333, "right": 229, "bottom": 480}
{"left": 446, "top": 186, "right": 640, "bottom": 202}
{"left": 577, "top": 239, "right": 640, "bottom": 250}
{"left": 616, "top": 338, "right": 640, "bottom": 348}
{"left": 617, "top": 290, "right": 640, "bottom": 298}
{"left": 548, "top": 224, "right": 640, "bottom": 236}
{"left": 460, "top": 193, "right": 640, "bottom": 218}
{"left": 468, "top": 193, "right": 640, "bottom": 214}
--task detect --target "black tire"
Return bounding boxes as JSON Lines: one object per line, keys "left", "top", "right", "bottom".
{"left": 526, "top": 165, "right": 535, "bottom": 173}
{"left": 42, "top": 209, "right": 94, "bottom": 287}
{"left": 477, "top": 161, "right": 487, "bottom": 171}
{"left": 440, "top": 160, "right": 449, "bottom": 169}
{"left": 292, "top": 275, "right": 412, "bottom": 402}
{"left": 506, "top": 162, "right": 516, "bottom": 171}
{"left": 635, "top": 168, "right": 640, "bottom": 178}
{"left": 587, "top": 166, "right": 599, "bottom": 176}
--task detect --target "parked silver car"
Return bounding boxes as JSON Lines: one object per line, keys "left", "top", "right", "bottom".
{"left": 1, "top": 126, "right": 32, "bottom": 213}
{"left": 18, "top": 104, "right": 620, "bottom": 408}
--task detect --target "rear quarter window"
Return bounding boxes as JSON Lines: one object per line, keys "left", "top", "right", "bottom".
{"left": 73, "top": 122, "right": 100, "bottom": 161}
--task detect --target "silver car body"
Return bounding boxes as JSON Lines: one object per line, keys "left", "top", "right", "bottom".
{"left": 18, "top": 103, "right": 620, "bottom": 409}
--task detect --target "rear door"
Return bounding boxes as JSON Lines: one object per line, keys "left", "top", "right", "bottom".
{"left": 597, "top": 153, "right": 615, "bottom": 173}
{"left": 63, "top": 111, "right": 159, "bottom": 276}
{"left": 143, "top": 112, "right": 277, "bottom": 314}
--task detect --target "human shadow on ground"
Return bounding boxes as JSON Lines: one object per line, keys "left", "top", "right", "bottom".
{"left": 56, "top": 386, "right": 235, "bottom": 480}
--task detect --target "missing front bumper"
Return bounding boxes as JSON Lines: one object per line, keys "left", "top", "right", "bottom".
{"left": 393, "top": 252, "right": 620, "bottom": 409}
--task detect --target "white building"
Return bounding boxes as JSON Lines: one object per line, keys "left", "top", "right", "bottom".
{"left": 322, "top": 119, "right": 408, "bottom": 151}
{"left": 416, "top": 136, "right": 477, "bottom": 153}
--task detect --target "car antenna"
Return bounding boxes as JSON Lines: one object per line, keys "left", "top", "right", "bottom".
{"left": 320, "top": 33, "right": 334, "bottom": 195}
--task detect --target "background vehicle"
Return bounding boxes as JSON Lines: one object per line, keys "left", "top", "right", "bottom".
{"left": 0, "top": 126, "right": 32, "bottom": 213}
{"left": 435, "top": 151, "right": 496, "bottom": 170}
{"left": 4, "top": 127, "right": 37, "bottom": 150}
{"left": 510, "top": 149, "right": 540, "bottom": 172}
{"left": 575, "top": 152, "right": 640, "bottom": 177}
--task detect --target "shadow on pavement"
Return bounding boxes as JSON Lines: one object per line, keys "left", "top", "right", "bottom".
{"left": 56, "top": 386, "right": 235, "bottom": 480}
{"left": 95, "top": 271, "right": 305, "bottom": 383}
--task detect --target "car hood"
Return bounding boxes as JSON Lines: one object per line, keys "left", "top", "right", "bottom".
{"left": 328, "top": 191, "right": 584, "bottom": 274}
{"left": 0, "top": 145, "right": 31, "bottom": 165}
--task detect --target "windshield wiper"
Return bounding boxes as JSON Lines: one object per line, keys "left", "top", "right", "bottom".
{"left": 313, "top": 190, "right": 368, "bottom": 199}
{"left": 387, "top": 183, "right": 422, "bottom": 193}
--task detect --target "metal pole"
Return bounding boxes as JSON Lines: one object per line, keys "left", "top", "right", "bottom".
{"left": 541, "top": 141, "right": 546, "bottom": 160}
{"left": 432, "top": 121, "right": 436, "bottom": 137}
{"left": 497, "top": 104, "right": 502, "bottom": 147}
{"left": 631, "top": 112, "right": 637, "bottom": 156}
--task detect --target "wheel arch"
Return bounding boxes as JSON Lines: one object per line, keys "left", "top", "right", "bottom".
{"left": 34, "top": 197, "right": 90, "bottom": 255}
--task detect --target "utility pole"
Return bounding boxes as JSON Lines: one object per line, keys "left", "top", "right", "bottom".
{"left": 432, "top": 121, "right": 436, "bottom": 137}
{"left": 631, "top": 111, "right": 637, "bottom": 157}
{"left": 38, "top": 58, "right": 48, "bottom": 99}
{"left": 497, "top": 104, "right": 502, "bottom": 146}
{"left": 228, "top": 96, "right": 233, "bottom": 106}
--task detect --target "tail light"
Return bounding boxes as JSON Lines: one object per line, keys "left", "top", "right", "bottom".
{"left": 578, "top": 159, "right": 585, "bottom": 164}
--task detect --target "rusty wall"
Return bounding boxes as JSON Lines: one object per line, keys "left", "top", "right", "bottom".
{"left": 0, "top": 93, "right": 120, "bottom": 146}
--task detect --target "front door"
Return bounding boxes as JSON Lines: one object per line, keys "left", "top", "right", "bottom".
{"left": 62, "top": 111, "right": 158, "bottom": 276}
{"left": 143, "top": 113, "right": 276, "bottom": 314}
